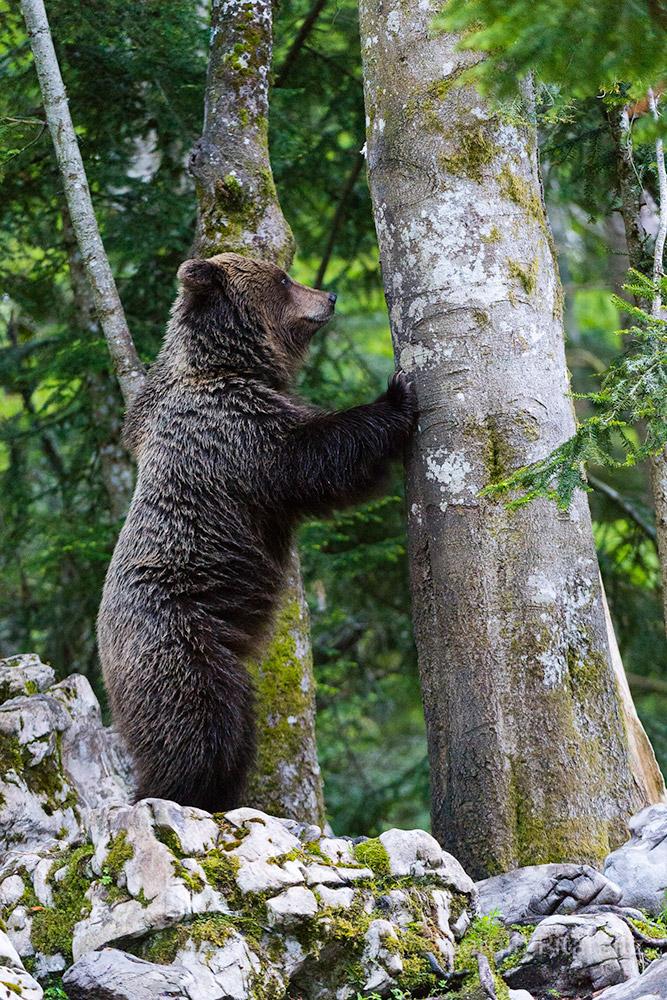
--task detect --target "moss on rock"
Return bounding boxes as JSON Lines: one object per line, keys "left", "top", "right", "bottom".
{"left": 353, "top": 838, "right": 391, "bottom": 877}
{"left": 31, "top": 844, "right": 94, "bottom": 960}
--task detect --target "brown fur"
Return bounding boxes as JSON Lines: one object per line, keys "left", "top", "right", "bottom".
{"left": 97, "top": 253, "right": 417, "bottom": 811}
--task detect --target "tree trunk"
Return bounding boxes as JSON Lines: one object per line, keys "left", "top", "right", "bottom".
{"left": 20, "top": 0, "right": 145, "bottom": 407}
{"left": 609, "top": 99, "right": 667, "bottom": 638}
{"left": 63, "top": 212, "right": 134, "bottom": 521}
{"left": 359, "top": 1, "right": 664, "bottom": 877}
{"left": 190, "top": 0, "right": 324, "bottom": 824}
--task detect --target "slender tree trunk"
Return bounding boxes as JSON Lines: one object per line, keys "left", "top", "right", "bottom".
{"left": 610, "top": 96, "right": 667, "bottom": 638}
{"left": 359, "top": 0, "right": 664, "bottom": 877}
{"left": 63, "top": 212, "right": 134, "bottom": 521}
{"left": 19, "top": 0, "right": 145, "bottom": 407}
{"left": 190, "top": 0, "right": 324, "bottom": 824}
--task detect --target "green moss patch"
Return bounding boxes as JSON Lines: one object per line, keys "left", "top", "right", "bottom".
{"left": 508, "top": 257, "right": 539, "bottom": 295}
{"left": 31, "top": 844, "right": 94, "bottom": 960}
{"left": 439, "top": 123, "right": 499, "bottom": 183}
{"left": 353, "top": 838, "right": 391, "bottom": 877}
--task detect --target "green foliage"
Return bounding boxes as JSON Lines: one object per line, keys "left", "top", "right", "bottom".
{"left": 433, "top": 0, "right": 667, "bottom": 100}
{"left": 483, "top": 271, "right": 667, "bottom": 510}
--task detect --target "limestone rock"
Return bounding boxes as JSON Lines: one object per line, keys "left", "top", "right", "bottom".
{"left": 0, "top": 654, "right": 54, "bottom": 700}
{"left": 0, "top": 657, "right": 478, "bottom": 1000}
{"left": 62, "top": 948, "right": 195, "bottom": 999}
{"left": 476, "top": 863, "right": 623, "bottom": 924}
{"left": 0, "top": 659, "right": 132, "bottom": 856}
{"left": 379, "top": 828, "right": 476, "bottom": 896}
{"left": 503, "top": 913, "right": 639, "bottom": 995}
{"left": 0, "top": 929, "right": 42, "bottom": 1000}
{"left": 359, "top": 919, "right": 403, "bottom": 993}
{"left": 267, "top": 886, "right": 319, "bottom": 926}
{"left": 173, "top": 933, "right": 283, "bottom": 1000}
{"left": 75, "top": 799, "right": 230, "bottom": 959}
{"left": 594, "top": 955, "right": 667, "bottom": 999}
{"left": 604, "top": 804, "right": 667, "bottom": 915}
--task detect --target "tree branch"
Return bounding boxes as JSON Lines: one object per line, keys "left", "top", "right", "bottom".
{"left": 274, "top": 0, "right": 329, "bottom": 89}
{"left": 648, "top": 88, "right": 667, "bottom": 315}
{"left": 588, "top": 473, "right": 657, "bottom": 541}
{"left": 314, "top": 151, "right": 364, "bottom": 288}
{"left": 19, "top": 0, "right": 145, "bottom": 407}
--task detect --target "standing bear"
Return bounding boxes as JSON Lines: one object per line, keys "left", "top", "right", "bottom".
{"left": 98, "top": 253, "right": 417, "bottom": 812}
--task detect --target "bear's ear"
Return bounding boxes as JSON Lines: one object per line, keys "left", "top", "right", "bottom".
{"left": 177, "top": 258, "right": 225, "bottom": 291}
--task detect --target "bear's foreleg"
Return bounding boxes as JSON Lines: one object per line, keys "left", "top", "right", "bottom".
{"left": 284, "top": 372, "right": 417, "bottom": 512}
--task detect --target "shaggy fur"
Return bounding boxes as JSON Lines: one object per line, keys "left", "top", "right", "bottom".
{"left": 97, "top": 253, "right": 417, "bottom": 812}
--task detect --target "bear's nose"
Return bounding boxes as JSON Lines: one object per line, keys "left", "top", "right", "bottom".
{"left": 328, "top": 292, "right": 337, "bottom": 304}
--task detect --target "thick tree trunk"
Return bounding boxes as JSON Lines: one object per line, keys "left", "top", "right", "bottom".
{"left": 20, "top": 0, "right": 145, "bottom": 407}
{"left": 359, "top": 0, "right": 664, "bottom": 877}
{"left": 190, "top": 0, "right": 324, "bottom": 824}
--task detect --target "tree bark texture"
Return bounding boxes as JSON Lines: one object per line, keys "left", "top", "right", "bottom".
{"left": 358, "top": 0, "right": 665, "bottom": 877}
{"left": 190, "top": 0, "right": 295, "bottom": 265}
{"left": 20, "top": 0, "right": 146, "bottom": 407}
{"left": 191, "top": 0, "right": 324, "bottom": 825}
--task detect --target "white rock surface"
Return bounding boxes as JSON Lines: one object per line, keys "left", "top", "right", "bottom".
{"left": 0, "top": 654, "right": 54, "bottom": 698}
{"left": 604, "top": 803, "right": 667, "bottom": 915}
{"left": 0, "top": 929, "right": 42, "bottom": 1000}
{"left": 378, "top": 828, "right": 476, "bottom": 895}
{"left": 594, "top": 955, "right": 667, "bottom": 999}
{"left": 62, "top": 948, "right": 196, "bottom": 999}
{"left": 504, "top": 913, "right": 639, "bottom": 995}
{"left": 267, "top": 886, "right": 319, "bottom": 926}
{"left": 0, "top": 656, "right": 132, "bottom": 856}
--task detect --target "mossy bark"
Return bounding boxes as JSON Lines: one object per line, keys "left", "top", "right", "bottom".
{"left": 358, "top": 0, "right": 664, "bottom": 877}
{"left": 191, "top": 0, "right": 324, "bottom": 824}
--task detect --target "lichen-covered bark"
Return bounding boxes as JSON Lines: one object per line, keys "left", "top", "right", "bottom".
{"left": 246, "top": 558, "right": 325, "bottom": 823}
{"left": 358, "top": 0, "right": 665, "bottom": 877}
{"left": 190, "top": 0, "right": 294, "bottom": 265}
{"left": 191, "top": 0, "right": 324, "bottom": 824}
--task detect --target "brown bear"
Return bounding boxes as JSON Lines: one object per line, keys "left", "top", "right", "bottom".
{"left": 97, "top": 253, "right": 417, "bottom": 812}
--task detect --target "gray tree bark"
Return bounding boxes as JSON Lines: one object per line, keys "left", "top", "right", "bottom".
{"left": 190, "top": 0, "right": 324, "bottom": 825}
{"left": 20, "top": 0, "right": 145, "bottom": 407}
{"left": 358, "top": 0, "right": 665, "bottom": 877}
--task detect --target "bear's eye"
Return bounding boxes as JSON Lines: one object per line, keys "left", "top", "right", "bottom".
{"left": 281, "top": 276, "right": 291, "bottom": 286}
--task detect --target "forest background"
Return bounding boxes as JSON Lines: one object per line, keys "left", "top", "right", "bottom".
{"left": 1, "top": 0, "right": 666, "bottom": 838}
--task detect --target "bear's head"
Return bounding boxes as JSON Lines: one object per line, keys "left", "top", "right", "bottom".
{"left": 171, "top": 253, "right": 336, "bottom": 386}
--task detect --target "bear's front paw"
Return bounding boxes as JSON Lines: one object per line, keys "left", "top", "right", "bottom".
{"left": 386, "top": 371, "right": 418, "bottom": 422}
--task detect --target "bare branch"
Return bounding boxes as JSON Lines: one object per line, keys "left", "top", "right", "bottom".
{"left": 314, "top": 151, "right": 364, "bottom": 288}
{"left": 588, "top": 473, "right": 657, "bottom": 541}
{"left": 274, "top": 0, "right": 328, "bottom": 89}
{"left": 19, "top": 0, "right": 145, "bottom": 407}
{"left": 647, "top": 88, "right": 667, "bottom": 315}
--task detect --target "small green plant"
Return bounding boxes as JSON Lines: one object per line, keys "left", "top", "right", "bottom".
{"left": 43, "top": 980, "right": 70, "bottom": 999}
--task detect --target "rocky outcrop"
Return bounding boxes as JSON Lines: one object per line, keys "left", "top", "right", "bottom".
{"left": 503, "top": 914, "right": 638, "bottom": 995}
{"left": 1, "top": 653, "right": 666, "bottom": 1000}
{"left": 595, "top": 955, "right": 667, "bottom": 999}
{"left": 0, "top": 929, "right": 42, "bottom": 1000}
{"left": 476, "top": 863, "right": 623, "bottom": 924}
{"left": 604, "top": 803, "right": 667, "bottom": 915}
